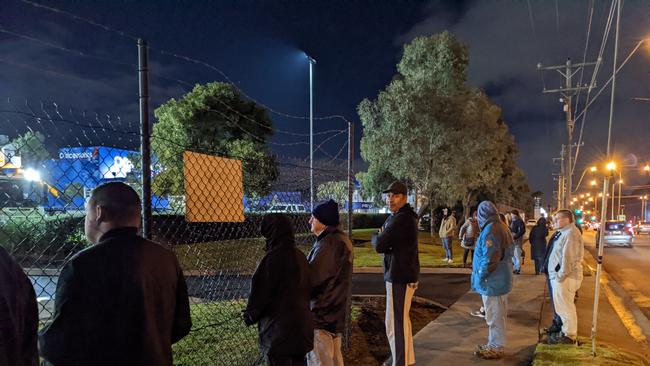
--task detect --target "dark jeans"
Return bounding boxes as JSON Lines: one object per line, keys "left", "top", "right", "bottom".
{"left": 546, "top": 275, "right": 563, "bottom": 326}
{"left": 266, "top": 353, "right": 306, "bottom": 366}
{"left": 533, "top": 259, "right": 543, "bottom": 274}
{"left": 463, "top": 249, "right": 474, "bottom": 265}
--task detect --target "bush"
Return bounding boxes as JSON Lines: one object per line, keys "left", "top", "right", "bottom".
{"left": 0, "top": 216, "right": 87, "bottom": 266}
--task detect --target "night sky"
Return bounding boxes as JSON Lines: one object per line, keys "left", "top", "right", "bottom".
{"left": 0, "top": 0, "right": 648, "bottom": 205}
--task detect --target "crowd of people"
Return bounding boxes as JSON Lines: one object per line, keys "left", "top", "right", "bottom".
{"left": 0, "top": 180, "right": 585, "bottom": 365}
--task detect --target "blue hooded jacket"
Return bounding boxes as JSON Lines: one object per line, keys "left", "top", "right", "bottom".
{"left": 471, "top": 201, "right": 514, "bottom": 296}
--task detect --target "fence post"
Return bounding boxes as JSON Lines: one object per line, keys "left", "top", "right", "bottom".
{"left": 138, "top": 38, "right": 152, "bottom": 239}
{"left": 347, "top": 121, "right": 354, "bottom": 237}
{"left": 343, "top": 121, "right": 354, "bottom": 351}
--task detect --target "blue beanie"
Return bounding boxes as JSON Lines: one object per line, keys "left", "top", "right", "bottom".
{"left": 313, "top": 199, "right": 340, "bottom": 226}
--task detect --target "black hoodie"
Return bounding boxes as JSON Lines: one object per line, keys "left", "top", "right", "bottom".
{"left": 243, "top": 214, "right": 314, "bottom": 356}
{"left": 372, "top": 204, "right": 420, "bottom": 283}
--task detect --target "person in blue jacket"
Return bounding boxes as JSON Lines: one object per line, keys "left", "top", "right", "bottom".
{"left": 471, "top": 201, "right": 514, "bottom": 360}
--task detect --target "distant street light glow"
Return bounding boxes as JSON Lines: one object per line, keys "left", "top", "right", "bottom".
{"left": 606, "top": 162, "right": 616, "bottom": 171}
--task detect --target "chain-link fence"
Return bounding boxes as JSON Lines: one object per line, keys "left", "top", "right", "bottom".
{"left": 0, "top": 99, "right": 354, "bottom": 365}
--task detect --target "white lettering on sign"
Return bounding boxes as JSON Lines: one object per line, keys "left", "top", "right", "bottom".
{"left": 59, "top": 151, "right": 94, "bottom": 160}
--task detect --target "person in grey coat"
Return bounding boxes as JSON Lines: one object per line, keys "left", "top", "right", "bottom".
{"left": 459, "top": 207, "right": 479, "bottom": 268}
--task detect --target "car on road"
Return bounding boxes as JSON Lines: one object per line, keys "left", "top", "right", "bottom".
{"left": 526, "top": 219, "right": 537, "bottom": 227}
{"left": 266, "top": 204, "right": 307, "bottom": 213}
{"left": 635, "top": 221, "right": 650, "bottom": 235}
{"left": 596, "top": 221, "right": 634, "bottom": 248}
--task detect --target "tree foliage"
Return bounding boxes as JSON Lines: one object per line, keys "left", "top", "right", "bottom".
{"left": 10, "top": 131, "right": 50, "bottom": 165}
{"left": 152, "top": 82, "right": 278, "bottom": 197}
{"left": 358, "top": 31, "right": 532, "bottom": 213}
{"left": 317, "top": 181, "right": 349, "bottom": 204}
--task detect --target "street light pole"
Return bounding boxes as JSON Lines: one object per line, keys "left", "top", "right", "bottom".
{"left": 308, "top": 55, "right": 316, "bottom": 211}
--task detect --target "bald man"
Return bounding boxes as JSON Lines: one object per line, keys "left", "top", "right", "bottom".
{"left": 39, "top": 182, "right": 191, "bottom": 365}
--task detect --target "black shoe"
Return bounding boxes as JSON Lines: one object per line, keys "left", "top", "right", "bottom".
{"left": 547, "top": 333, "right": 576, "bottom": 345}
{"left": 544, "top": 323, "right": 562, "bottom": 335}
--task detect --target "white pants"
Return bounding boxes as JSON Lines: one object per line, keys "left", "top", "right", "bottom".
{"left": 551, "top": 277, "right": 582, "bottom": 338}
{"left": 481, "top": 294, "right": 508, "bottom": 348}
{"left": 307, "top": 329, "right": 344, "bottom": 366}
{"left": 385, "top": 282, "right": 417, "bottom": 366}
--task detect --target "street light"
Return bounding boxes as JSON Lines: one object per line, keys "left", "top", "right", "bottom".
{"left": 644, "top": 164, "right": 649, "bottom": 172}
{"left": 606, "top": 161, "right": 617, "bottom": 171}
{"left": 24, "top": 168, "right": 41, "bottom": 182}
{"left": 590, "top": 166, "right": 598, "bottom": 172}
{"left": 306, "top": 53, "right": 317, "bottom": 211}
{"left": 591, "top": 180, "right": 597, "bottom": 187}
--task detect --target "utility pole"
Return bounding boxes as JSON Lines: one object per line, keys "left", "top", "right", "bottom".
{"left": 553, "top": 146, "right": 565, "bottom": 210}
{"left": 538, "top": 59, "right": 599, "bottom": 208}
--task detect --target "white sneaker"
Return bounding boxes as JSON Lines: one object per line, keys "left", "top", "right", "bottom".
{"left": 448, "top": 259, "right": 454, "bottom": 264}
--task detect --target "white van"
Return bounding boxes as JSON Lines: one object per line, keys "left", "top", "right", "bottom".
{"left": 267, "top": 204, "right": 306, "bottom": 213}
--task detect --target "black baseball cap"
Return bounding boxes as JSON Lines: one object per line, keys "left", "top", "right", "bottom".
{"left": 382, "top": 181, "right": 408, "bottom": 195}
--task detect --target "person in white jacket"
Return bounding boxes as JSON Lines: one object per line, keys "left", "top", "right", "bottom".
{"left": 546, "top": 209, "right": 584, "bottom": 344}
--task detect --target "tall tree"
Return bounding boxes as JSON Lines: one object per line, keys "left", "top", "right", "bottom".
{"left": 152, "top": 82, "right": 278, "bottom": 197}
{"left": 358, "top": 31, "right": 531, "bottom": 223}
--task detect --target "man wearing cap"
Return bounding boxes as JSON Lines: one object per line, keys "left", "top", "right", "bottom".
{"left": 372, "top": 181, "right": 419, "bottom": 366}
{"left": 307, "top": 199, "right": 353, "bottom": 366}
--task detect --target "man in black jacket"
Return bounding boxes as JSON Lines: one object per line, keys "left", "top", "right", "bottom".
{"left": 39, "top": 182, "right": 192, "bottom": 366}
{"left": 306, "top": 199, "right": 353, "bottom": 366}
{"left": 372, "top": 181, "right": 420, "bottom": 366}
{"left": 0, "top": 246, "right": 39, "bottom": 366}
{"left": 509, "top": 210, "right": 526, "bottom": 274}
{"left": 243, "top": 213, "right": 314, "bottom": 366}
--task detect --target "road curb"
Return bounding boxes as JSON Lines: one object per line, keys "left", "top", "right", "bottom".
{"left": 583, "top": 255, "right": 650, "bottom": 344}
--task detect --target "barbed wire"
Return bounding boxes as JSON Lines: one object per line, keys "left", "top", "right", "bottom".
{"left": 16, "top": 0, "right": 355, "bottom": 128}
{"left": 0, "top": 25, "right": 347, "bottom": 141}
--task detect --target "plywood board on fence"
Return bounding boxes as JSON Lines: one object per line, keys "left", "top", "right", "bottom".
{"left": 183, "top": 151, "right": 245, "bottom": 222}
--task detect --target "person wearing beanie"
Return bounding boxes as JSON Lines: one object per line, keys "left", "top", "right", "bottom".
{"left": 306, "top": 199, "right": 353, "bottom": 366}
{"left": 372, "top": 181, "right": 420, "bottom": 366}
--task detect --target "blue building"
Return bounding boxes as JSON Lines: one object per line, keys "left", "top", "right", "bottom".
{"left": 43, "top": 146, "right": 168, "bottom": 211}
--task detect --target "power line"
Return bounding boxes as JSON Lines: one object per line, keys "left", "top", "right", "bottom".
{"left": 572, "top": 0, "right": 617, "bottom": 172}
{"left": 18, "top": 0, "right": 353, "bottom": 127}
{"left": 18, "top": 0, "right": 139, "bottom": 41}
{"left": 0, "top": 25, "right": 347, "bottom": 141}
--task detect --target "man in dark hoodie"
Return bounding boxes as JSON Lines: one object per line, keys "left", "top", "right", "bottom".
{"left": 243, "top": 213, "right": 314, "bottom": 366}
{"left": 372, "top": 181, "right": 419, "bottom": 366}
{"left": 39, "top": 182, "right": 192, "bottom": 366}
{"left": 306, "top": 199, "right": 353, "bottom": 366}
{"left": 0, "top": 246, "right": 39, "bottom": 366}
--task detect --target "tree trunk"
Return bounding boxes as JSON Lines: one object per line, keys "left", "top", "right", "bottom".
{"left": 430, "top": 205, "right": 435, "bottom": 239}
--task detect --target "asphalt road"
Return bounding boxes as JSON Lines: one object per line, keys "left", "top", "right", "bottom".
{"left": 583, "top": 229, "right": 650, "bottom": 320}
{"left": 351, "top": 273, "right": 470, "bottom": 308}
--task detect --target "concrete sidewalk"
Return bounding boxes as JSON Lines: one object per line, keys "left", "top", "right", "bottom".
{"left": 413, "top": 258, "right": 545, "bottom": 365}
{"left": 411, "top": 251, "right": 650, "bottom": 365}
